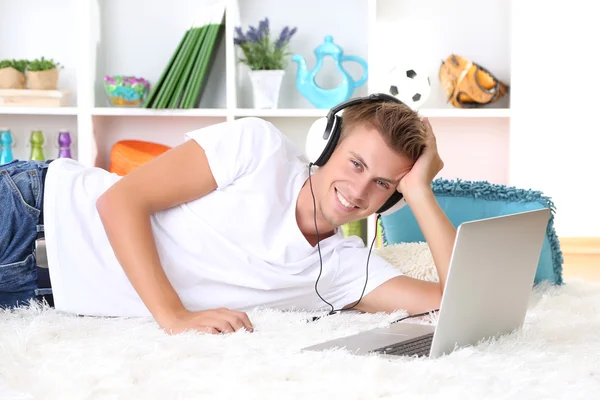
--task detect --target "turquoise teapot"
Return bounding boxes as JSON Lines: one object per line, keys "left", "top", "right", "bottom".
{"left": 292, "top": 35, "right": 368, "bottom": 109}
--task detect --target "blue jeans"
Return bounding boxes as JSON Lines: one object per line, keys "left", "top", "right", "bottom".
{"left": 0, "top": 159, "right": 53, "bottom": 308}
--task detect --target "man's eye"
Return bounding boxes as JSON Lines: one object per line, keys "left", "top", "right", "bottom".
{"left": 352, "top": 160, "right": 360, "bottom": 168}
{"left": 377, "top": 180, "right": 389, "bottom": 189}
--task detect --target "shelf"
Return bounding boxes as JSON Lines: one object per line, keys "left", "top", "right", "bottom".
{"left": 235, "top": 108, "right": 509, "bottom": 118}
{"left": 234, "top": 0, "right": 370, "bottom": 109}
{"left": 0, "top": 106, "right": 509, "bottom": 119}
{"left": 0, "top": 107, "right": 78, "bottom": 116}
{"left": 420, "top": 108, "right": 510, "bottom": 118}
{"left": 94, "top": 0, "right": 227, "bottom": 109}
{"left": 233, "top": 108, "right": 327, "bottom": 118}
{"left": 91, "top": 108, "right": 229, "bottom": 117}
{"left": 1, "top": 0, "right": 513, "bottom": 187}
{"left": 88, "top": 107, "right": 510, "bottom": 119}
{"left": 91, "top": 107, "right": 325, "bottom": 118}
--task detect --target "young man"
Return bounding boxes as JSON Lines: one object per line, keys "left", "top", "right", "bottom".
{"left": 0, "top": 97, "right": 456, "bottom": 335}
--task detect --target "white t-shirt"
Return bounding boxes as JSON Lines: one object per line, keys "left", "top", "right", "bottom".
{"left": 43, "top": 117, "right": 402, "bottom": 317}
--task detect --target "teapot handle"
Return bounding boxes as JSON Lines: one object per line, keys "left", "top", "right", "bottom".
{"left": 340, "top": 55, "right": 368, "bottom": 88}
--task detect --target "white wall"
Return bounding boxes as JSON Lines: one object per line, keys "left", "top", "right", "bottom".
{"left": 510, "top": 0, "right": 600, "bottom": 237}
{"left": 0, "top": 0, "right": 78, "bottom": 105}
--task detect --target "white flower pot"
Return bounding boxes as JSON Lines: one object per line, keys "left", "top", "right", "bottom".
{"left": 248, "top": 70, "right": 285, "bottom": 109}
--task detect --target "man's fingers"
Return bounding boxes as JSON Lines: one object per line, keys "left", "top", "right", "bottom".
{"left": 225, "top": 315, "right": 247, "bottom": 332}
{"left": 219, "top": 309, "right": 254, "bottom": 332}
{"left": 201, "top": 326, "right": 219, "bottom": 334}
{"left": 235, "top": 311, "right": 254, "bottom": 332}
{"left": 210, "top": 319, "right": 235, "bottom": 333}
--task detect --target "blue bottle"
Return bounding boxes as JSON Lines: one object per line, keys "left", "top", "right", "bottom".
{"left": 0, "top": 129, "right": 14, "bottom": 165}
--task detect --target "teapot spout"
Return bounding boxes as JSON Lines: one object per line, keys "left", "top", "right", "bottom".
{"left": 292, "top": 54, "right": 307, "bottom": 70}
{"left": 292, "top": 54, "right": 309, "bottom": 83}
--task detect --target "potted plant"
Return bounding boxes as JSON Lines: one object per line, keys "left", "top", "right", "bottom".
{"left": 0, "top": 59, "right": 27, "bottom": 89}
{"left": 26, "top": 57, "right": 63, "bottom": 90}
{"left": 234, "top": 18, "right": 297, "bottom": 109}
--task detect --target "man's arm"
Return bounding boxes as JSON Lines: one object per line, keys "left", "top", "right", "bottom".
{"left": 96, "top": 140, "right": 217, "bottom": 324}
{"left": 96, "top": 139, "right": 253, "bottom": 334}
{"left": 403, "top": 187, "right": 456, "bottom": 293}
{"left": 353, "top": 118, "right": 457, "bottom": 315}
{"left": 354, "top": 188, "right": 456, "bottom": 315}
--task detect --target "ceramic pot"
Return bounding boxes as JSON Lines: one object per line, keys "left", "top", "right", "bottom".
{"left": 248, "top": 70, "right": 285, "bottom": 109}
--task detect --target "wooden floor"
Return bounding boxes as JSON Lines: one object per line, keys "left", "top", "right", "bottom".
{"left": 559, "top": 238, "right": 600, "bottom": 282}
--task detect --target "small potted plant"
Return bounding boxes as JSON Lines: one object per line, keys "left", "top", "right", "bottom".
{"left": 0, "top": 59, "right": 27, "bottom": 89}
{"left": 26, "top": 57, "right": 63, "bottom": 90}
{"left": 234, "top": 18, "right": 297, "bottom": 109}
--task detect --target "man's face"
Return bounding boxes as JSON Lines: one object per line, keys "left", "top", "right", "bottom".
{"left": 316, "top": 123, "right": 414, "bottom": 227}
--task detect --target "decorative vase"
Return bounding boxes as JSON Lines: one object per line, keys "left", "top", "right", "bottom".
{"left": 58, "top": 130, "right": 72, "bottom": 159}
{"left": 0, "top": 67, "right": 26, "bottom": 89}
{"left": 0, "top": 129, "right": 14, "bottom": 165}
{"left": 104, "top": 75, "right": 150, "bottom": 107}
{"left": 30, "top": 130, "right": 45, "bottom": 161}
{"left": 291, "top": 35, "right": 368, "bottom": 109}
{"left": 248, "top": 70, "right": 285, "bottom": 109}
{"left": 27, "top": 69, "right": 59, "bottom": 90}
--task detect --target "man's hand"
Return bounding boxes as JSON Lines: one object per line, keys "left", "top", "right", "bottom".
{"left": 398, "top": 117, "right": 444, "bottom": 197}
{"left": 356, "top": 118, "right": 456, "bottom": 316}
{"left": 160, "top": 308, "right": 254, "bottom": 335}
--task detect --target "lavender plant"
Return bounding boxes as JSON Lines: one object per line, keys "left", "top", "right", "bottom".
{"left": 234, "top": 18, "right": 297, "bottom": 70}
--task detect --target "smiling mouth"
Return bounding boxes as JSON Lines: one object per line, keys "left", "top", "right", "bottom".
{"left": 335, "top": 188, "right": 359, "bottom": 210}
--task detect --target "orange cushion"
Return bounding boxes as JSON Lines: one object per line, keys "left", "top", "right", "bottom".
{"left": 109, "top": 140, "right": 171, "bottom": 176}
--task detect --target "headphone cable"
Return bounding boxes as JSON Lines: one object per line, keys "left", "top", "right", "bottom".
{"left": 308, "top": 162, "right": 374, "bottom": 316}
{"left": 306, "top": 163, "right": 439, "bottom": 324}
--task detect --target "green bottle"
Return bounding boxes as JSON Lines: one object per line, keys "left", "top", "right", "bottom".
{"left": 341, "top": 219, "right": 367, "bottom": 245}
{"left": 30, "top": 130, "right": 45, "bottom": 161}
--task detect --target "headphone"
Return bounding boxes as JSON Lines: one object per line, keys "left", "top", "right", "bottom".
{"left": 305, "top": 93, "right": 408, "bottom": 216}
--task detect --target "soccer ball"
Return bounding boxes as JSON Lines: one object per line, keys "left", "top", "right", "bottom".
{"left": 385, "top": 66, "right": 431, "bottom": 111}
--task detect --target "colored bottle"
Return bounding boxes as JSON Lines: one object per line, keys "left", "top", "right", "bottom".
{"left": 0, "top": 129, "right": 14, "bottom": 165}
{"left": 58, "top": 130, "right": 72, "bottom": 159}
{"left": 30, "top": 130, "right": 45, "bottom": 161}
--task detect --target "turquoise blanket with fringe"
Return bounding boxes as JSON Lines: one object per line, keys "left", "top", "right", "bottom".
{"left": 380, "top": 178, "right": 564, "bottom": 285}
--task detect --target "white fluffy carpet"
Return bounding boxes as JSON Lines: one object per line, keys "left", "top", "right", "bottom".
{"left": 1, "top": 243, "right": 599, "bottom": 400}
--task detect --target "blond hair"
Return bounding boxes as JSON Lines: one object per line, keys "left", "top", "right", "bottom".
{"left": 340, "top": 101, "right": 426, "bottom": 162}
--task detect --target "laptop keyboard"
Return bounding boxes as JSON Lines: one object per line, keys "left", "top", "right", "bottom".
{"left": 372, "top": 333, "right": 434, "bottom": 357}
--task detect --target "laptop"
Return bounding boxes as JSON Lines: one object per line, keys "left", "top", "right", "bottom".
{"left": 301, "top": 208, "right": 551, "bottom": 359}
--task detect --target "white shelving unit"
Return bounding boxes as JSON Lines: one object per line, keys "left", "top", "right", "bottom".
{"left": 0, "top": 0, "right": 511, "bottom": 243}
{"left": 91, "top": 108, "right": 230, "bottom": 117}
{"left": 0, "top": 107, "right": 78, "bottom": 116}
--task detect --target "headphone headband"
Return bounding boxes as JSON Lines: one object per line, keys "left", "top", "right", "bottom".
{"left": 326, "top": 93, "right": 403, "bottom": 122}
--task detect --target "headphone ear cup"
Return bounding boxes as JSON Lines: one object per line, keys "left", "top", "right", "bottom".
{"left": 376, "top": 191, "right": 407, "bottom": 216}
{"left": 305, "top": 117, "right": 329, "bottom": 165}
{"left": 316, "top": 115, "right": 340, "bottom": 166}
{"left": 305, "top": 115, "right": 341, "bottom": 166}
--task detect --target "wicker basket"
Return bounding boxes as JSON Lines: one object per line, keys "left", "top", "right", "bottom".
{"left": 109, "top": 140, "right": 171, "bottom": 176}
